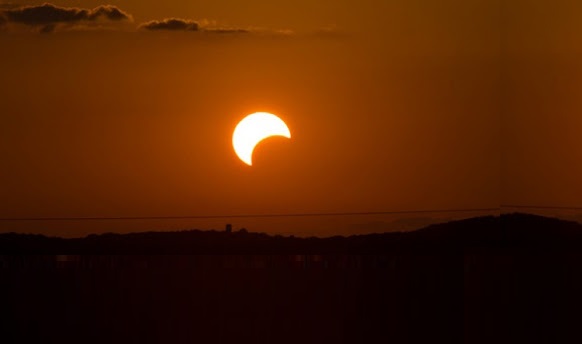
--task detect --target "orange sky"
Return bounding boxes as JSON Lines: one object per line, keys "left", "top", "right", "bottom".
{"left": 6, "top": 0, "right": 569, "bottom": 236}
{"left": 503, "top": 0, "right": 582, "bottom": 208}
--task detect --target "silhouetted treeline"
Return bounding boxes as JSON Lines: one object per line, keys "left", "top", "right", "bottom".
{"left": 1, "top": 213, "right": 582, "bottom": 344}
{"left": 1, "top": 213, "right": 581, "bottom": 255}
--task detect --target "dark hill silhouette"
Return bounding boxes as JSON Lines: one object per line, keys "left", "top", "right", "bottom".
{"left": 0, "top": 213, "right": 581, "bottom": 254}
{"left": 1, "top": 213, "right": 582, "bottom": 343}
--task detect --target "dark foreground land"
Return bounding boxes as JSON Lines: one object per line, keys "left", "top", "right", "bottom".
{"left": 1, "top": 213, "right": 581, "bottom": 343}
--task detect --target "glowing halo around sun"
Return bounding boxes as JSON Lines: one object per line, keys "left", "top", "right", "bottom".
{"left": 232, "top": 112, "right": 291, "bottom": 166}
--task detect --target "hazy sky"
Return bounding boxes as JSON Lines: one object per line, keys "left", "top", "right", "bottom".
{"left": 503, "top": 0, "right": 582, "bottom": 208}
{"left": 0, "top": 0, "right": 538, "bottom": 236}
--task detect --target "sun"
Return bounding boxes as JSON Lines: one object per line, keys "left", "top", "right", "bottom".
{"left": 232, "top": 112, "right": 291, "bottom": 166}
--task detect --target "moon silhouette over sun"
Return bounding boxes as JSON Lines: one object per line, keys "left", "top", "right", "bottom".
{"left": 232, "top": 112, "right": 291, "bottom": 166}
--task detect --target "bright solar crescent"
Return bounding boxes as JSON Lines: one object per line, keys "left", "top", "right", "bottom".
{"left": 232, "top": 112, "right": 291, "bottom": 166}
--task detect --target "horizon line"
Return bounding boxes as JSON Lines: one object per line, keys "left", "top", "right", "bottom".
{"left": 0, "top": 208, "right": 499, "bottom": 222}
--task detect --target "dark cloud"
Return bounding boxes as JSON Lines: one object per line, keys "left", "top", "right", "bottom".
{"left": 139, "top": 18, "right": 199, "bottom": 31}
{"left": 139, "top": 18, "right": 255, "bottom": 34}
{"left": 0, "top": 2, "right": 14, "bottom": 28}
{"left": 1, "top": 3, "right": 131, "bottom": 30}
{"left": 89, "top": 5, "right": 129, "bottom": 21}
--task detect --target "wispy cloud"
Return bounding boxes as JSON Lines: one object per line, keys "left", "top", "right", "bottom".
{"left": 0, "top": 4, "right": 334, "bottom": 37}
{"left": 139, "top": 18, "right": 198, "bottom": 31}
{"left": 203, "top": 28, "right": 250, "bottom": 34}
{"left": 138, "top": 17, "right": 294, "bottom": 36}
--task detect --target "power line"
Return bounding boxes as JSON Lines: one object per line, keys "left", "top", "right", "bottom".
{"left": 0, "top": 208, "right": 499, "bottom": 222}
{"left": 501, "top": 205, "right": 582, "bottom": 211}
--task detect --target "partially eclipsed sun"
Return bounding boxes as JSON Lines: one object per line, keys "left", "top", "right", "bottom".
{"left": 232, "top": 112, "right": 291, "bottom": 166}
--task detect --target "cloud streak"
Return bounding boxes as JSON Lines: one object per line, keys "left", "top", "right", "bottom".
{"left": 0, "top": 5, "right": 304, "bottom": 36}
{"left": 139, "top": 18, "right": 258, "bottom": 35}
{"left": 204, "top": 28, "right": 249, "bottom": 34}
{"left": 139, "top": 18, "right": 199, "bottom": 31}
{"left": 0, "top": 3, "right": 132, "bottom": 32}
